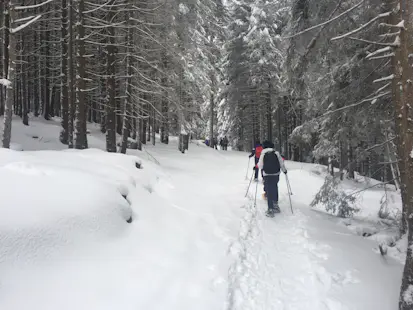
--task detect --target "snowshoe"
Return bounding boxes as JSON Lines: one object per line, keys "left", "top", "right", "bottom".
{"left": 265, "top": 209, "right": 275, "bottom": 218}
{"left": 273, "top": 203, "right": 281, "bottom": 213}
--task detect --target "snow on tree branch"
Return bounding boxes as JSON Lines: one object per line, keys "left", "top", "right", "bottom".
{"left": 373, "top": 75, "right": 394, "bottom": 83}
{"left": 374, "top": 82, "right": 391, "bottom": 94}
{"left": 321, "top": 91, "right": 391, "bottom": 117}
{"left": 368, "top": 53, "right": 395, "bottom": 60}
{"left": 15, "top": 15, "right": 38, "bottom": 23}
{"left": 379, "top": 20, "right": 405, "bottom": 29}
{"left": 283, "top": 0, "right": 365, "bottom": 39}
{"left": 11, "top": 15, "right": 42, "bottom": 34}
{"left": 331, "top": 12, "right": 391, "bottom": 41}
{"left": 15, "top": 0, "right": 55, "bottom": 10}
{"left": 347, "top": 36, "right": 399, "bottom": 47}
{"left": 0, "top": 79, "right": 12, "bottom": 88}
{"left": 366, "top": 46, "right": 393, "bottom": 59}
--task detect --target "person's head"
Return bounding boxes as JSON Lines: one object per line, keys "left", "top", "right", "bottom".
{"left": 263, "top": 140, "right": 274, "bottom": 149}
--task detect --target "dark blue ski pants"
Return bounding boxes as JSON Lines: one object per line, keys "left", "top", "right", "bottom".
{"left": 264, "top": 175, "right": 280, "bottom": 210}
{"left": 254, "top": 157, "right": 259, "bottom": 179}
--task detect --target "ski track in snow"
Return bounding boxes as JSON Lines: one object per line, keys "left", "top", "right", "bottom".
{"left": 227, "top": 189, "right": 349, "bottom": 310}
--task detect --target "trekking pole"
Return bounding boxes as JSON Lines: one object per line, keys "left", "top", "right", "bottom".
{"left": 254, "top": 177, "right": 259, "bottom": 207}
{"left": 245, "top": 158, "right": 251, "bottom": 180}
{"left": 245, "top": 171, "right": 254, "bottom": 197}
{"left": 286, "top": 174, "right": 293, "bottom": 195}
{"left": 285, "top": 174, "right": 294, "bottom": 214}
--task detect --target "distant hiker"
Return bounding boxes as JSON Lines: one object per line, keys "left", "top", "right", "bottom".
{"left": 213, "top": 137, "right": 218, "bottom": 150}
{"left": 223, "top": 136, "right": 229, "bottom": 151}
{"left": 258, "top": 140, "right": 287, "bottom": 216}
{"left": 249, "top": 141, "right": 263, "bottom": 181}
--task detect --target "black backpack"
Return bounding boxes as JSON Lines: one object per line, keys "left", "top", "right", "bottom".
{"left": 263, "top": 151, "right": 280, "bottom": 174}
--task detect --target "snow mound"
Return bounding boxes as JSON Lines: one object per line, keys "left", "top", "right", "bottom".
{"left": 0, "top": 149, "right": 135, "bottom": 267}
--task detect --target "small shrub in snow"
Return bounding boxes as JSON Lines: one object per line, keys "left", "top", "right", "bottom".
{"left": 378, "top": 189, "right": 402, "bottom": 226}
{"left": 311, "top": 176, "right": 359, "bottom": 218}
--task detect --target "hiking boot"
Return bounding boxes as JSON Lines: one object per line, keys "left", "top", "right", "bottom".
{"left": 266, "top": 209, "right": 275, "bottom": 217}
{"left": 273, "top": 202, "right": 281, "bottom": 213}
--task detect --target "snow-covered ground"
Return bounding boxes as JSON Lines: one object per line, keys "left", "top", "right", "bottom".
{"left": 0, "top": 117, "right": 404, "bottom": 309}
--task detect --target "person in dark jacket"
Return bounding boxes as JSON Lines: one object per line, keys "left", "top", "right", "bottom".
{"left": 258, "top": 140, "right": 287, "bottom": 216}
{"left": 249, "top": 141, "right": 263, "bottom": 181}
{"left": 223, "top": 136, "right": 229, "bottom": 150}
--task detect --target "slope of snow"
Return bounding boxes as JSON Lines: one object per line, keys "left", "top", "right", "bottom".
{"left": 0, "top": 116, "right": 404, "bottom": 309}
{"left": 228, "top": 165, "right": 403, "bottom": 310}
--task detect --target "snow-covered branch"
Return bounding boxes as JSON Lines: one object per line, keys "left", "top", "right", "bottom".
{"left": 15, "top": 15, "right": 37, "bottom": 23}
{"left": 366, "top": 46, "right": 393, "bottom": 59}
{"left": 283, "top": 0, "right": 365, "bottom": 39}
{"left": 15, "top": 0, "right": 55, "bottom": 10}
{"left": 321, "top": 91, "right": 391, "bottom": 117}
{"left": 373, "top": 75, "right": 394, "bottom": 83}
{"left": 379, "top": 31, "right": 400, "bottom": 38}
{"left": 347, "top": 36, "right": 399, "bottom": 47}
{"left": 0, "top": 79, "right": 12, "bottom": 88}
{"left": 11, "top": 15, "right": 42, "bottom": 34}
{"left": 374, "top": 82, "right": 391, "bottom": 95}
{"left": 331, "top": 12, "right": 391, "bottom": 41}
{"left": 379, "top": 20, "right": 405, "bottom": 29}
{"left": 368, "top": 53, "right": 395, "bottom": 60}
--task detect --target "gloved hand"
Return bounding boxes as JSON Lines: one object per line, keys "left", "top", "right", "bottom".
{"left": 253, "top": 166, "right": 256, "bottom": 170}
{"left": 284, "top": 170, "right": 288, "bottom": 174}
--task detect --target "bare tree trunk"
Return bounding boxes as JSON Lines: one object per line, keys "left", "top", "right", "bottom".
{"left": 266, "top": 77, "right": 273, "bottom": 142}
{"left": 209, "top": 90, "right": 214, "bottom": 148}
{"left": 0, "top": 0, "right": 4, "bottom": 115}
{"left": 396, "top": 0, "right": 413, "bottom": 307}
{"left": 105, "top": 0, "right": 117, "bottom": 152}
{"left": 21, "top": 33, "right": 28, "bottom": 126}
{"left": 67, "top": 0, "right": 74, "bottom": 148}
{"left": 60, "top": 0, "right": 69, "bottom": 144}
{"left": 1, "top": 1, "right": 10, "bottom": 117}
{"left": 386, "top": 131, "right": 399, "bottom": 190}
{"left": 152, "top": 106, "right": 155, "bottom": 145}
{"left": 120, "top": 8, "right": 133, "bottom": 154}
{"left": 74, "top": 0, "right": 87, "bottom": 149}
{"left": 2, "top": 1, "right": 16, "bottom": 149}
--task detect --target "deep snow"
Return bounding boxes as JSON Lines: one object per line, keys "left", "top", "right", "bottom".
{"left": 0, "top": 117, "right": 404, "bottom": 309}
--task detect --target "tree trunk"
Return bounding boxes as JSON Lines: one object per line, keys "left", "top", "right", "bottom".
{"left": 105, "top": 1, "right": 117, "bottom": 152}
{"left": 74, "top": 0, "right": 87, "bottom": 149}
{"left": 209, "top": 90, "right": 214, "bottom": 148}
{"left": 67, "top": 0, "right": 74, "bottom": 148}
{"left": 396, "top": 0, "right": 413, "bottom": 307}
{"left": 120, "top": 9, "right": 133, "bottom": 155}
{"left": 2, "top": 1, "right": 15, "bottom": 149}
{"left": 266, "top": 77, "right": 273, "bottom": 142}
{"left": 60, "top": 0, "right": 69, "bottom": 144}
{"left": 1, "top": 1, "right": 10, "bottom": 117}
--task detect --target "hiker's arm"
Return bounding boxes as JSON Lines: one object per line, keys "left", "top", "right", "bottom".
{"left": 277, "top": 153, "right": 287, "bottom": 173}
{"left": 257, "top": 152, "right": 264, "bottom": 169}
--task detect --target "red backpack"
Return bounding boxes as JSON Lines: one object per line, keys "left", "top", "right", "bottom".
{"left": 255, "top": 146, "right": 263, "bottom": 158}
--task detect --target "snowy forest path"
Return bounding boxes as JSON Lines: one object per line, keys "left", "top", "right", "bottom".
{"left": 227, "top": 166, "right": 402, "bottom": 310}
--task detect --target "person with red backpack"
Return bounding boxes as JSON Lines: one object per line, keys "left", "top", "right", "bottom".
{"left": 257, "top": 140, "right": 287, "bottom": 217}
{"left": 249, "top": 141, "right": 263, "bottom": 181}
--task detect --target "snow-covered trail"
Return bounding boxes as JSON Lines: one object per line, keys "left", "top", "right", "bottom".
{"left": 0, "top": 129, "right": 402, "bottom": 310}
{"left": 228, "top": 165, "right": 402, "bottom": 310}
{"left": 134, "top": 142, "right": 249, "bottom": 310}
